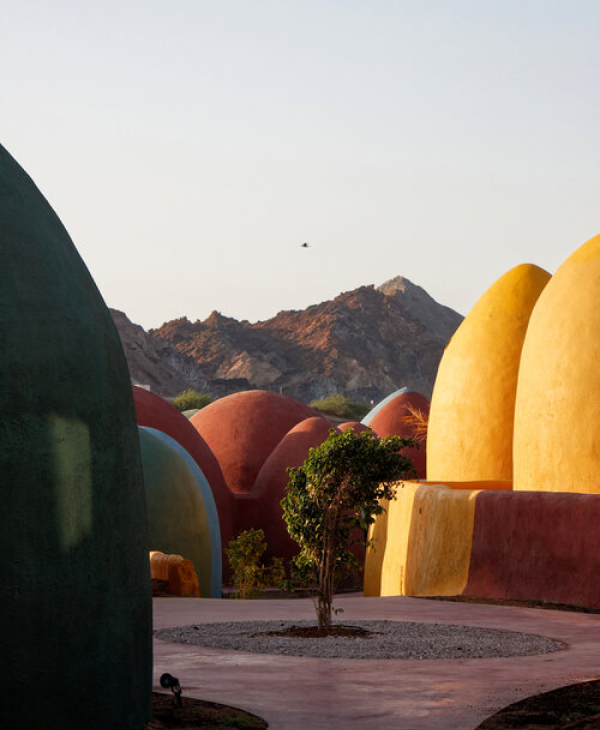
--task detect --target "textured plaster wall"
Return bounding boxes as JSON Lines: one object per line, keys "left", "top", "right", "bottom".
{"left": 367, "top": 391, "right": 430, "bottom": 478}
{"left": 514, "top": 234, "right": 600, "bottom": 494}
{"left": 465, "top": 491, "right": 600, "bottom": 608}
{"left": 191, "top": 390, "right": 320, "bottom": 495}
{"left": 369, "top": 483, "right": 479, "bottom": 598}
{"left": 139, "top": 428, "right": 214, "bottom": 597}
{"left": 248, "top": 416, "right": 334, "bottom": 564}
{"left": 0, "top": 144, "right": 151, "bottom": 729}
{"left": 142, "top": 427, "right": 222, "bottom": 597}
{"left": 427, "top": 264, "right": 550, "bottom": 482}
{"left": 133, "top": 386, "right": 232, "bottom": 528}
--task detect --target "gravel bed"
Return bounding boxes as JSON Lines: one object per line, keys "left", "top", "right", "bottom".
{"left": 155, "top": 620, "right": 565, "bottom": 660}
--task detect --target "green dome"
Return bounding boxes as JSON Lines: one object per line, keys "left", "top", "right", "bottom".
{"left": 0, "top": 143, "right": 151, "bottom": 729}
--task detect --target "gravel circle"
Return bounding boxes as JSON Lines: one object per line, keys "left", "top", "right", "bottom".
{"left": 155, "top": 620, "right": 566, "bottom": 660}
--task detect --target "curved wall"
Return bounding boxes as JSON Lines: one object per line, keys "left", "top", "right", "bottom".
{"left": 368, "top": 391, "right": 430, "bottom": 478}
{"left": 139, "top": 428, "right": 215, "bottom": 597}
{"left": 133, "top": 386, "right": 233, "bottom": 551}
{"left": 141, "top": 427, "right": 222, "bottom": 597}
{"left": 0, "top": 143, "right": 151, "bottom": 728}
{"left": 248, "top": 416, "right": 335, "bottom": 564}
{"left": 427, "top": 264, "right": 550, "bottom": 482}
{"left": 190, "top": 390, "right": 319, "bottom": 495}
{"left": 368, "top": 483, "right": 479, "bottom": 598}
{"left": 514, "top": 234, "right": 600, "bottom": 493}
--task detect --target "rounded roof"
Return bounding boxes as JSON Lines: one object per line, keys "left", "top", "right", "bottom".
{"left": 514, "top": 234, "right": 600, "bottom": 493}
{"left": 427, "top": 263, "right": 551, "bottom": 482}
{"left": 362, "top": 387, "right": 411, "bottom": 425}
{"left": 138, "top": 427, "right": 214, "bottom": 597}
{"left": 0, "top": 142, "right": 150, "bottom": 727}
{"left": 368, "top": 391, "right": 431, "bottom": 478}
{"left": 190, "top": 390, "right": 320, "bottom": 495}
{"left": 133, "top": 386, "right": 233, "bottom": 541}
{"left": 141, "top": 426, "right": 221, "bottom": 597}
{"left": 338, "top": 421, "right": 371, "bottom": 435}
{"left": 246, "top": 416, "right": 336, "bottom": 562}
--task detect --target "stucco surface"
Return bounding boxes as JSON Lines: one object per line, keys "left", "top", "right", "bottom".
{"left": 133, "top": 386, "right": 232, "bottom": 539}
{"left": 514, "top": 234, "right": 600, "bottom": 493}
{"left": 139, "top": 428, "right": 214, "bottom": 597}
{"left": 0, "top": 143, "right": 151, "bottom": 728}
{"left": 363, "top": 497, "right": 390, "bottom": 597}
{"left": 465, "top": 490, "right": 600, "bottom": 608}
{"left": 142, "top": 427, "right": 222, "bottom": 597}
{"left": 361, "top": 387, "right": 410, "bottom": 425}
{"left": 370, "top": 483, "right": 479, "bottom": 598}
{"left": 427, "top": 264, "right": 550, "bottom": 482}
{"left": 337, "top": 421, "right": 370, "bottom": 434}
{"left": 190, "top": 390, "right": 319, "bottom": 495}
{"left": 248, "top": 416, "right": 334, "bottom": 564}
{"left": 367, "top": 391, "right": 430, "bottom": 478}
{"left": 420, "top": 480, "right": 512, "bottom": 491}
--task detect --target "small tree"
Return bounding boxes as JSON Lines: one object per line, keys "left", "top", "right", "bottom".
{"left": 172, "top": 389, "right": 213, "bottom": 412}
{"left": 282, "top": 428, "right": 416, "bottom": 630}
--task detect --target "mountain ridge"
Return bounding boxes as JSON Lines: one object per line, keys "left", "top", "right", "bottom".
{"left": 111, "top": 276, "right": 463, "bottom": 403}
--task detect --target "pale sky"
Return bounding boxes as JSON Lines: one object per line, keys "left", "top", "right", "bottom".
{"left": 3, "top": 1, "right": 599, "bottom": 329}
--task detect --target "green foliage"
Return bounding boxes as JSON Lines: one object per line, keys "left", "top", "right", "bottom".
{"left": 172, "top": 389, "right": 213, "bottom": 412}
{"left": 225, "top": 529, "right": 289, "bottom": 598}
{"left": 281, "top": 428, "right": 416, "bottom": 628}
{"left": 310, "top": 393, "right": 370, "bottom": 421}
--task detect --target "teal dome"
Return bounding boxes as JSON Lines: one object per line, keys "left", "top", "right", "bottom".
{"left": 139, "top": 427, "right": 219, "bottom": 597}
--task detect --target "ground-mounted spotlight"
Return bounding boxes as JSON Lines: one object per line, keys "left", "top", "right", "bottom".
{"left": 160, "top": 672, "right": 182, "bottom": 707}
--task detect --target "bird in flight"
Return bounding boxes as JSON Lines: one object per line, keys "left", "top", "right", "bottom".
{"left": 301, "top": 242, "right": 309, "bottom": 248}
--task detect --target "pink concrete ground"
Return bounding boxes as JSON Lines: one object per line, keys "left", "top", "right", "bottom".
{"left": 153, "top": 594, "right": 600, "bottom": 730}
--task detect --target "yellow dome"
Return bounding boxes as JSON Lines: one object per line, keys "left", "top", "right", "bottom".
{"left": 427, "top": 264, "right": 551, "bottom": 481}
{"left": 514, "top": 234, "right": 600, "bottom": 493}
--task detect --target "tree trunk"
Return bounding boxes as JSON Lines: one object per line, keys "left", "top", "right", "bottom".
{"left": 317, "top": 593, "right": 331, "bottom": 630}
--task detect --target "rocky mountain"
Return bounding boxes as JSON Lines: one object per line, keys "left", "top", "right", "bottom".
{"left": 110, "top": 309, "right": 250, "bottom": 398}
{"left": 111, "top": 276, "right": 463, "bottom": 403}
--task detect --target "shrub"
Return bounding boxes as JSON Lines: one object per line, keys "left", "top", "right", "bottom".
{"left": 310, "top": 393, "right": 369, "bottom": 421}
{"left": 282, "top": 428, "right": 416, "bottom": 629}
{"left": 225, "top": 530, "right": 288, "bottom": 598}
{"left": 172, "top": 389, "right": 213, "bottom": 412}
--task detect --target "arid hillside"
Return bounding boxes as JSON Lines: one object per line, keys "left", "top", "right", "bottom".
{"left": 112, "top": 276, "right": 462, "bottom": 402}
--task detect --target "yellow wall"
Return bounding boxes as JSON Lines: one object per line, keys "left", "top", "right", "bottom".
{"left": 427, "top": 264, "right": 550, "bottom": 482}
{"left": 363, "top": 496, "right": 391, "bottom": 597}
{"left": 365, "top": 482, "right": 480, "bottom": 597}
{"left": 514, "top": 234, "right": 600, "bottom": 493}
{"left": 379, "top": 483, "right": 419, "bottom": 596}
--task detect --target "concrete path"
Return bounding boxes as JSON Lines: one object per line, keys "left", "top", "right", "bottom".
{"left": 153, "top": 595, "right": 600, "bottom": 730}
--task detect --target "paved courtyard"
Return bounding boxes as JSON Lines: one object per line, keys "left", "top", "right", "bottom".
{"left": 153, "top": 594, "right": 600, "bottom": 730}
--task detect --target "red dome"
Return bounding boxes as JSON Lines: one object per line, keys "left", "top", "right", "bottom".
{"left": 338, "top": 421, "right": 370, "bottom": 435}
{"left": 368, "top": 391, "right": 430, "bottom": 478}
{"left": 243, "top": 416, "right": 334, "bottom": 562}
{"left": 190, "top": 390, "right": 320, "bottom": 495}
